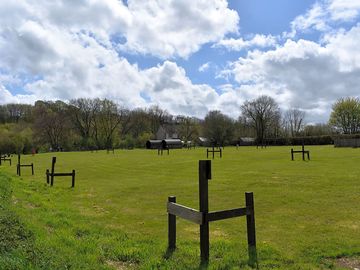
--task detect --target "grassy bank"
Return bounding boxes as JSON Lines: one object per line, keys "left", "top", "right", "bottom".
{"left": 0, "top": 146, "right": 359, "bottom": 269}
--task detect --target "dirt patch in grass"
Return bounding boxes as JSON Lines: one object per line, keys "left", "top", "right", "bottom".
{"left": 106, "top": 260, "right": 136, "bottom": 270}
{"left": 336, "top": 257, "right": 360, "bottom": 269}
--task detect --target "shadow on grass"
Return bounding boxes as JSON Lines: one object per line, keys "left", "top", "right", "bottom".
{"left": 163, "top": 247, "right": 175, "bottom": 260}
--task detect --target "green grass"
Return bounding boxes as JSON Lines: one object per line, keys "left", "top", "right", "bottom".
{"left": 0, "top": 146, "right": 359, "bottom": 269}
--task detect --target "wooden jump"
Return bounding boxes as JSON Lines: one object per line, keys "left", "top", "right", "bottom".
{"left": 167, "top": 160, "right": 257, "bottom": 266}
{"left": 46, "top": 157, "right": 76, "bottom": 187}
{"left": 158, "top": 147, "right": 169, "bottom": 155}
{"left": 291, "top": 144, "right": 310, "bottom": 161}
{"left": 16, "top": 154, "right": 34, "bottom": 176}
{"left": 0, "top": 152, "right": 11, "bottom": 166}
{"left": 206, "top": 146, "right": 222, "bottom": 159}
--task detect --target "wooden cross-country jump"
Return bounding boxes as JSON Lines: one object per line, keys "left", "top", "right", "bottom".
{"left": 167, "top": 160, "right": 257, "bottom": 266}
{"left": 16, "top": 154, "right": 34, "bottom": 176}
{"left": 0, "top": 152, "right": 11, "bottom": 166}
{"left": 46, "top": 157, "right": 76, "bottom": 187}
{"left": 206, "top": 146, "right": 222, "bottom": 159}
{"left": 291, "top": 144, "right": 310, "bottom": 161}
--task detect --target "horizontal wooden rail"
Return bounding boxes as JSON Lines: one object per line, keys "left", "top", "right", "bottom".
{"left": 207, "top": 207, "right": 248, "bottom": 222}
{"left": 167, "top": 202, "right": 203, "bottom": 224}
{"left": 49, "top": 172, "right": 74, "bottom": 177}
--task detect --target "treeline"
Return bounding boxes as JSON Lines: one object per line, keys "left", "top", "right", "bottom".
{"left": 0, "top": 95, "right": 358, "bottom": 153}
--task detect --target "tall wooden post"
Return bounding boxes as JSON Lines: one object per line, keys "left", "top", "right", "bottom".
{"left": 17, "top": 154, "right": 20, "bottom": 176}
{"left": 31, "top": 163, "right": 34, "bottom": 175}
{"left": 71, "top": 170, "right": 75, "bottom": 188}
{"left": 291, "top": 149, "right": 294, "bottom": 161}
{"left": 46, "top": 169, "right": 49, "bottom": 184}
{"left": 168, "top": 196, "right": 176, "bottom": 250}
{"left": 302, "top": 144, "right": 305, "bottom": 161}
{"left": 199, "top": 160, "right": 211, "bottom": 262}
{"left": 245, "top": 192, "right": 257, "bottom": 267}
{"left": 50, "top": 157, "right": 56, "bottom": 186}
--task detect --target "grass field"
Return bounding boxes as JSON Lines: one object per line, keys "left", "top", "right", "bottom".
{"left": 0, "top": 146, "right": 359, "bottom": 269}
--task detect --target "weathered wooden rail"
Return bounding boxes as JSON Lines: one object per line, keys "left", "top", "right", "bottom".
{"left": 46, "top": 157, "right": 76, "bottom": 187}
{"left": 291, "top": 144, "right": 310, "bottom": 161}
{"left": 16, "top": 154, "right": 34, "bottom": 176}
{"left": 167, "top": 160, "right": 257, "bottom": 266}
{"left": 206, "top": 146, "right": 222, "bottom": 159}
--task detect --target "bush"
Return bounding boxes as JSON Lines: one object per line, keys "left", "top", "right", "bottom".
{"left": 265, "top": 135, "right": 334, "bottom": 146}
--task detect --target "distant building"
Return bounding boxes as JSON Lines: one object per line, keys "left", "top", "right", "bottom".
{"left": 197, "top": 137, "right": 210, "bottom": 146}
{"left": 238, "top": 137, "right": 256, "bottom": 146}
{"left": 156, "top": 124, "right": 179, "bottom": 140}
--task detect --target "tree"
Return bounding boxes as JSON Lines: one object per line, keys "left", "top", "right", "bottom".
{"left": 147, "top": 105, "right": 172, "bottom": 135}
{"left": 33, "top": 100, "right": 71, "bottom": 150}
{"left": 329, "top": 97, "right": 360, "bottom": 134}
{"left": 203, "top": 110, "right": 234, "bottom": 146}
{"left": 284, "top": 109, "right": 306, "bottom": 137}
{"left": 92, "top": 99, "right": 123, "bottom": 149}
{"left": 69, "top": 98, "right": 98, "bottom": 148}
{"left": 176, "top": 116, "right": 200, "bottom": 141}
{"left": 241, "top": 95, "right": 280, "bottom": 143}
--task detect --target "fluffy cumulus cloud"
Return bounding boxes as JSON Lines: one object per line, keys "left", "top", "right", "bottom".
{"left": 214, "top": 34, "right": 278, "bottom": 51}
{"left": 121, "top": 0, "right": 239, "bottom": 58}
{"left": 222, "top": 25, "right": 360, "bottom": 122}
{"left": 0, "top": 0, "right": 241, "bottom": 117}
{"left": 290, "top": 0, "right": 360, "bottom": 35}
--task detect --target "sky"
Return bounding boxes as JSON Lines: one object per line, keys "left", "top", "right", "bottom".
{"left": 1, "top": 0, "right": 360, "bottom": 123}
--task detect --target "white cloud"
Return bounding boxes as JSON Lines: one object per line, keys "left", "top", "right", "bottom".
{"left": 142, "top": 61, "right": 219, "bottom": 117}
{"left": 199, "top": 62, "right": 211, "bottom": 72}
{"left": 290, "top": 0, "right": 360, "bottom": 36}
{"left": 121, "top": 0, "right": 239, "bottom": 58}
{"left": 214, "top": 34, "right": 278, "bottom": 51}
{"left": 221, "top": 25, "right": 360, "bottom": 122}
{"left": 0, "top": 0, "right": 241, "bottom": 117}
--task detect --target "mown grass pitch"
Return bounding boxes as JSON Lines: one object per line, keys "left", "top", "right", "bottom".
{"left": 0, "top": 146, "right": 359, "bottom": 269}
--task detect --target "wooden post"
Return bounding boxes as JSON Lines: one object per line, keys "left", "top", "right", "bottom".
{"left": 212, "top": 146, "right": 215, "bottom": 159}
{"left": 71, "top": 170, "right": 75, "bottom": 188}
{"left": 302, "top": 144, "right": 305, "bottom": 161}
{"left": 245, "top": 192, "right": 257, "bottom": 267}
{"left": 50, "top": 157, "right": 56, "bottom": 186}
{"left": 206, "top": 149, "right": 209, "bottom": 159}
{"left": 291, "top": 149, "right": 294, "bottom": 161}
{"left": 17, "top": 154, "right": 21, "bottom": 176}
{"left": 199, "top": 160, "right": 211, "bottom": 262}
{"left": 46, "top": 169, "right": 49, "bottom": 184}
{"left": 307, "top": 151, "right": 310, "bottom": 160}
{"left": 168, "top": 196, "right": 176, "bottom": 250}
{"left": 220, "top": 148, "right": 222, "bottom": 158}
{"left": 31, "top": 163, "right": 34, "bottom": 175}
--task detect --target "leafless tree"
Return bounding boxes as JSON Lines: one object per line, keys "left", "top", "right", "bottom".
{"left": 241, "top": 95, "right": 280, "bottom": 144}
{"left": 284, "top": 109, "right": 306, "bottom": 137}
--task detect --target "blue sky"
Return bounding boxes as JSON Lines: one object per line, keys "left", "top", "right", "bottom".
{"left": 1, "top": 0, "right": 360, "bottom": 123}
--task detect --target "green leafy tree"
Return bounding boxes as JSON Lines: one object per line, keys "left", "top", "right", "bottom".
{"left": 329, "top": 97, "right": 360, "bottom": 134}
{"left": 203, "top": 110, "right": 235, "bottom": 146}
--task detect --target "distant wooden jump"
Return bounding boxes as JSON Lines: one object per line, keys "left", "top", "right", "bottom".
{"left": 158, "top": 147, "right": 169, "bottom": 155}
{"left": 46, "top": 157, "right": 76, "bottom": 187}
{"left": 206, "top": 146, "right": 222, "bottom": 159}
{"left": 0, "top": 153, "right": 11, "bottom": 166}
{"left": 167, "top": 160, "right": 257, "bottom": 266}
{"left": 16, "top": 154, "right": 34, "bottom": 176}
{"left": 291, "top": 145, "right": 310, "bottom": 161}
